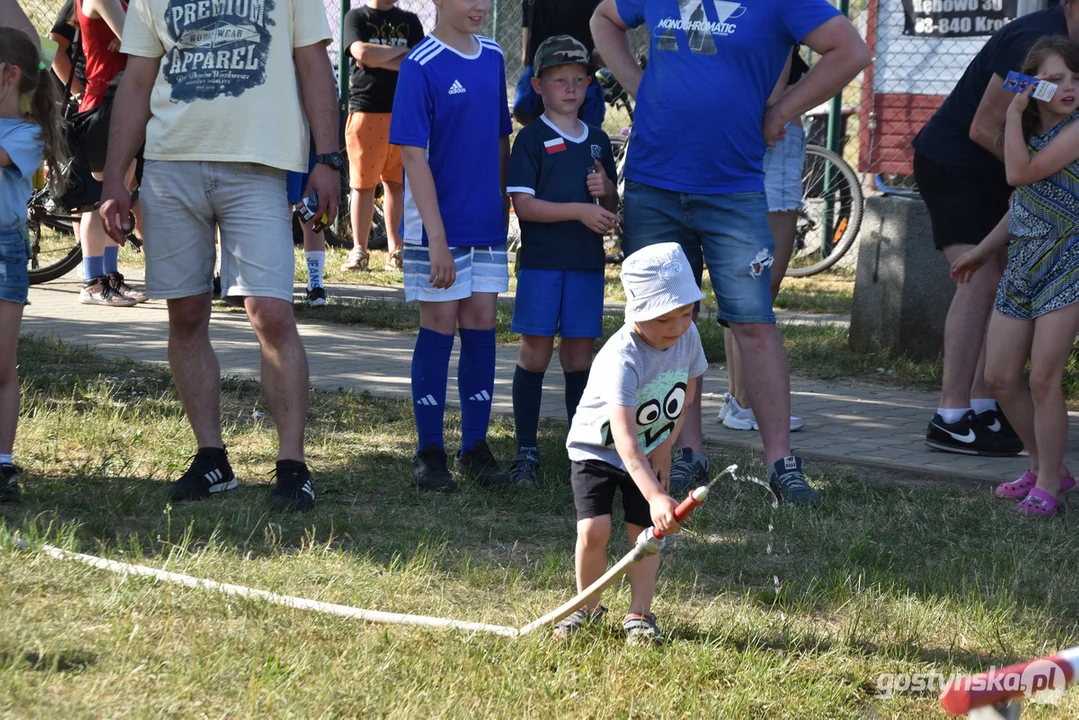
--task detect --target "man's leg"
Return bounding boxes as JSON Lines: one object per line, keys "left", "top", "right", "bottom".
{"left": 343, "top": 111, "right": 378, "bottom": 270}
{"left": 728, "top": 322, "right": 791, "bottom": 463}
{"left": 621, "top": 180, "right": 711, "bottom": 487}
{"left": 167, "top": 294, "right": 224, "bottom": 449}
{"left": 245, "top": 297, "right": 308, "bottom": 462}
{"left": 940, "top": 242, "right": 1002, "bottom": 409}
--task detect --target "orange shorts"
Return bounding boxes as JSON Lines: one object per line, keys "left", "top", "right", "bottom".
{"left": 345, "top": 111, "right": 402, "bottom": 190}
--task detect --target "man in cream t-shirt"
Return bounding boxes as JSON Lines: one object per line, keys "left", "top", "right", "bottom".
{"left": 98, "top": 0, "right": 342, "bottom": 512}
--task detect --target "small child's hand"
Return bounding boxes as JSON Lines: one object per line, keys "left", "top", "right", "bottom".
{"left": 649, "top": 494, "right": 680, "bottom": 536}
{"left": 579, "top": 204, "right": 619, "bottom": 235}
{"left": 950, "top": 247, "right": 989, "bottom": 284}
{"left": 1008, "top": 81, "right": 1037, "bottom": 115}
{"left": 587, "top": 159, "right": 612, "bottom": 199}
{"left": 648, "top": 446, "right": 672, "bottom": 493}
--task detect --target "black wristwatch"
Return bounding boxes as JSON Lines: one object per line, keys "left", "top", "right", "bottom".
{"left": 314, "top": 152, "right": 344, "bottom": 170}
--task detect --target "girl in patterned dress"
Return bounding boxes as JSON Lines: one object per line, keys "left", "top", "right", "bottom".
{"left": 952, "top": 37, "right": 1079, "bottom": 518}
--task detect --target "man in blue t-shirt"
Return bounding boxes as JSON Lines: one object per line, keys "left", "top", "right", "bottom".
{"left": 390, "top": 1, "right": 514, "bottom": 493}
{"left": 591, "top": 0, "right": 869, "bottom": 504}
{"left": 912, "top": 2, "right": 1079, "bottom": 459}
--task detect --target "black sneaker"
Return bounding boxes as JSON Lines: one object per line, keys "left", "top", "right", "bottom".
{"left": 167, "top": 447, "right": 237, "bottom": 501}
{"left": 270, "top": 460, "right": 316, "bottom": 511}
{"left": 456, "top": 440, "right": 511, "bottom": 489}
{"left": 0, "top": 464, "right": 23, "bottom": 503}
{"left": 507, "top": 451, "right": 540, "bottom": 488}
{"left": 768, "top": 456, "right": 821, "bottom": 506}
{"left": 925, "top": 410, "right": 1021, "bottom": 457}
{"left": 976, "top": 408, "right": 1024, "bottom": 456}
{"left": 412, "top": 444, "right": 456, "bottom": 493}
{"left": 305, "top": 286, "right": 328, "bottom": 307}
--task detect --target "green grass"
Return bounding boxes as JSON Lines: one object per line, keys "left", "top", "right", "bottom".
{"left": 5, "top": 335, "right": 1079, "bottom": 717}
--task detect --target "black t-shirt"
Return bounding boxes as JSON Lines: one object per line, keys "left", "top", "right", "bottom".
{"left": 522, "top": 0, "right": 601, "bottom": 68}
{"left": 50, "top": 0, "right": 86, "bottom": 86}
{"left": 913, "top": 6, "right": 1068, "bottom": 172}
{"left": 507, "top": 117, "right": 618, "bottom": 271}
{"left": 343, "top": 5, "right": 424, "bottom": 114}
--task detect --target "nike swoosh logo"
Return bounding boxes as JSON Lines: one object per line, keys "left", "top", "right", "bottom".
{"left": 987, "top": 420, "right": 1002, "bottom": 433}
{"left": 932, "top": 424, "right": 976, "bottom": 443}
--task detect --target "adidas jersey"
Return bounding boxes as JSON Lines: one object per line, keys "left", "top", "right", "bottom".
{"left": 390, "top": 34, "right": 513, "bottom": 248}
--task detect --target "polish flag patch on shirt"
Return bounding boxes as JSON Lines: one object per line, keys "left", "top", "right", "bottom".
{"left": 544, "top": 137, "right": 567, "bottom": 154}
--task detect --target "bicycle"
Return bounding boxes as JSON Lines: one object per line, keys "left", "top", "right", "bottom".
{"left": 786, "top": 143, "right": 864, "bottom": 277}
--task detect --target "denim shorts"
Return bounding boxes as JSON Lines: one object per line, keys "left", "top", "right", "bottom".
{"left": 511, "top": 269, "right": 604, "bottom": 338}
{"left": 402, "top": 243, "right": 510, "bottom": 303}
{"left": 763, "top": 125, "right": 806, "bottom": 213}
{"left": 0, "top": 225, "right": 30, "bottom": 305}
{"left": 141, "top": 160, "right": 295, "bottom": 302}
{"left": 622, "top": 180, "right": 775, "bottom": 324}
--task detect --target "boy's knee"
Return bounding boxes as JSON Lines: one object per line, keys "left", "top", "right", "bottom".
{"left": 558, "top": 339, "right": 594, "bottom": 373}
{"left": 577, "top": 517, "right": 611, "bottom": 548}
{"left": 518, "top": 335, "right": 554, "bottom": 372}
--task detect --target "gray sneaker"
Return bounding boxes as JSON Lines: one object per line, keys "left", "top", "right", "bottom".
{"left": 623, "top": 612, "right": 665, "bottom": 646}
{"left": 669, "top": 447, "right": 709, "bottom": 495}
{"left": 554, "top": 605, "right": 606, "bottom": 640}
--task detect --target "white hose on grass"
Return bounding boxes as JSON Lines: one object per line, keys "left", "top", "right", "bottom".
{"left": 16, "top": 477, "right": 723, "bottom": 639}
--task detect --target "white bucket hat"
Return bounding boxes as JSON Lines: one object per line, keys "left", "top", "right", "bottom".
{"left": 621, "top": 243, "right": 705, "bottom": 323}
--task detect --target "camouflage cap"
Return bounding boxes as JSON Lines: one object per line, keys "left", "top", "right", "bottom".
{"left": 533, "top": 34, "right": 595, "bottom": 76}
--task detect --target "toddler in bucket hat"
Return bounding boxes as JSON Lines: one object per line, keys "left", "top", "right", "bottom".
{"left": 621, "top": 243, "right": 705, "bottom": 323}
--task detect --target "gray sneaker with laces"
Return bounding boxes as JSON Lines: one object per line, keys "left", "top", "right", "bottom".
{"left": 554, "top": 605, "right": 606, "bottom": 640}
{"left": 669, "top": 447, "right": 709, "bottom": 495}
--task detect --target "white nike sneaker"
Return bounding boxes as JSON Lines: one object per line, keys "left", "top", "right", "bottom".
{"left": 717, "top": 392, "right": 734, "bottom": 423}
{"left": 722, "top": 396, "right": 806, "bottom": 432}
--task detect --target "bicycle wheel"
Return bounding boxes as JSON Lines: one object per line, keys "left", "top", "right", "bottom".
{"left": 27, "top": 189, "right": 82, "bottom": 285}
{"left": 787, "top": 144, "right": 864, "bottom": 278}
{"left": 606, "top": 133, "right": 629, "bottom": 263}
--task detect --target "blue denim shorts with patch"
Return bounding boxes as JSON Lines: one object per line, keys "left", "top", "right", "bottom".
{"left": 0, "top": 225, "right": 30, "bottom": 305}
{"left": 621, "top": 180, "right": 775, "bottom": 324}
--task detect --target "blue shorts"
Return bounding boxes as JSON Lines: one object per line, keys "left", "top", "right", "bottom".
{"left": 511, "top": 269, "right": 604, "bottom": 338}
{"left": 763, "top": 125, "right": 805, "bottom": 213}
{"left": 0, "top": 225, "right": 30, "bottom": 305}
{"left": 622, "top": 180, "right": 775, "bottom": 324}
{"left": 286, "top": 153, "right": 317, "bottom": 205}
{"left": 514, "top": 66, "right": 605, "bottom": 127}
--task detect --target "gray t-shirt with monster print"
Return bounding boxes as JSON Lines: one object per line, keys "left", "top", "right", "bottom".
{"left": 567, "top": 323, "right": 708, "bottom": 470}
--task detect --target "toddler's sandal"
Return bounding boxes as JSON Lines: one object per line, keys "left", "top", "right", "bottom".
{"left": 1015, "top": 488, "right": 1062, "bottom": 518}
{"left": 996, "top": 470, "right": 1037, "bottom": 500}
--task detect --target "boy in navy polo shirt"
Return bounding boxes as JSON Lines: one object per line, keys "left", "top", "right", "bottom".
{"left": 505, "top": 35, "right": 618, "bottom": 487}
{"left": 390, "top": 0, "right": 514, "bottom": 493}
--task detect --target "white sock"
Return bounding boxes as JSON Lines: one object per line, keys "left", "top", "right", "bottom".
{"left": 305, "top": 251, "right": 325, "bottom": 290}
{"left": 0, "top": 454, "right": 12, "bottom": 465}
{"left": 970, "top": 398, "right": 998, "bottom": 415}
{"left": 937, "top": 407, "right": 970, "bottom": 424}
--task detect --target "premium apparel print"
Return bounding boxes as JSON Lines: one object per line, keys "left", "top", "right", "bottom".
{"left": 163, "top": 0, "right": 274, "bottom": 101}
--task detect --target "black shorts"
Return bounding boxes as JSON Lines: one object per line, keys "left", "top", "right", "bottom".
{"left": 913, "top": 151, "right": 1012, "bottom": 251}
{"left": 570, "top": 459, "right": 652, "bottom": 527}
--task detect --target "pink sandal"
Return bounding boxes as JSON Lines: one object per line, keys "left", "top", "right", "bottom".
{"left": 1015, "top": 488, "right": 1063, "bottom": 518}
{"left": 995, "top": 471, "right": 1076, "bottom": 500}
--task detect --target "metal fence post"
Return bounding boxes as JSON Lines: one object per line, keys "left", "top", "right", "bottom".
{"left": 339, "top": 0, "right": 349, "bottom": 108}
{"left": 822, "top": 0, "right": 851, "bottom": 258}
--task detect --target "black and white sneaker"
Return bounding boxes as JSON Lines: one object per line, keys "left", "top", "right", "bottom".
{"left": 167, "top": 447, "right": 237, "bottom": 501}
{"left": 305, "top": 286, "right": 328, "bottom": 307}
{"left": 0, "top": 463, "right": 23, "bottom": 503}
{"left": 976, "top": 408, "right": 1024, "bottom": 456}
{"left": 925, "top": 410, "right": 1021, "bottom": 457}
{"left": 456, "top": 440, "right": 512, "bottom": 489}
{"left": 412, "top": 444, "right": 456, "bottom": 493}
{"left": 270, "top": 460, "right": 316, "bottom": 511}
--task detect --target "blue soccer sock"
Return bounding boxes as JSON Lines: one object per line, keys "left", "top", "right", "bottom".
{"left": 458, "top": 327, "right": 496, "bottom": 453}
{"left": 103, "top": 245, "right": 119, "bottom": 275}
{"left": 411, "top": 328, "right": 455, "bottom": 451}
{"left": 564, "top": 369, "right": 590, "bottom": 425}
{"left": 512, "top": 365, "right": 545, "bottom": 454}
{"left": 84, "top": 255, "right": 105, "bottom": 280}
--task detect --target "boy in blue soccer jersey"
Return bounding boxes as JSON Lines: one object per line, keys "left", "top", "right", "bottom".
{"left": 390, "top": 0, "right": 514, "bottom": 492}
{"left": 505, "top": 35, "right": 619, "bottom": 488}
